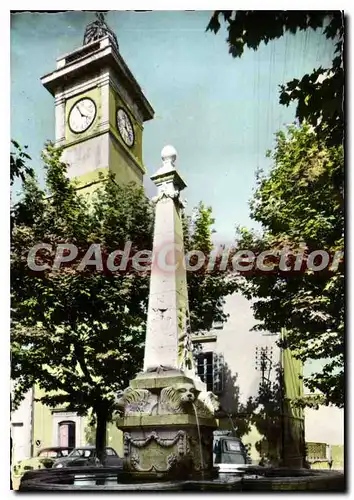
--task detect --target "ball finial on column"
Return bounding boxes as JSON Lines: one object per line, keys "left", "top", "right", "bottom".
{"left": 161, "top": 145, "right": 177, "bottom": 167}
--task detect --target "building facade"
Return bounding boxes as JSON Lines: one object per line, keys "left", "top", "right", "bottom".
{"left": 193, "top": 293, "right": 305, "bottom": 465}
{"left": 11, "top": 387, "right": 33, "bottom": 464}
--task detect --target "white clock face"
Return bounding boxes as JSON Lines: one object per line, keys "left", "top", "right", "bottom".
{"left": 116, "top": 108, "right": 135, "bottom": 147}
{"left": 69, "top": 98, "right": 96, "bottom": 133}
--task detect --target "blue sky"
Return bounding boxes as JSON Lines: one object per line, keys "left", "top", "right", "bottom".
{"left": 11, "top": 10, "right": 336, "bottom": 243}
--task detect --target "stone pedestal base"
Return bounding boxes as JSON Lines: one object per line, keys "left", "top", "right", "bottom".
{"left": 115, "top": 370, "right": 218, "bottom": 480}
{"left": 117, "top": 414, "right": 216, "bottom": 479}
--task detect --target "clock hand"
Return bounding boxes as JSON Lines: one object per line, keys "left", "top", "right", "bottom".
{"left": 120, "top": 120, "right": 128, "bottom": 135}
{"left": 77, "top": 103, "right": 89, "bottom": 118}
{"left": 75, "top": 105, "right": 84, "bottom": 118}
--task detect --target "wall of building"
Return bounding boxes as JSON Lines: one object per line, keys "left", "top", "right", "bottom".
{"left": 108, "top": 86, "right": 144, "bottom": 167}
{"left": 62, "top": 133, "right": 110, "bottom": 182}
{"left": 32, "top": 386, "right": 87, "bottom": 453}
{"left": 302, "top": 358, "right": 344, "bottom": 453}
{"left": 304, "top": 405, "right": 344, "bottom": 469}
{"left": 32, "top": 395, "right": 52, "bottom": 452}
{"left": 11, "top": 388, "right": 33, "bottom": 462}
{"left": 215, "top": 293, "right": 280, "bottom": 408}
{"left": 197, "top": 293, "right": 281, "bottom": 462}
{"left": 109, "top": 136, "right": 143, "bottom": 185}
{"left": 305, "top": 405, "right": 344, "bottom": 446}
{"left": 197, "top": 293, "right": 309, "bottom": 465}
{"left": 107, "top": 424, "right": 124, "bottom": 457}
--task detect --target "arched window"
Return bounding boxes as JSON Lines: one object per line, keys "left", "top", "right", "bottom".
{"left": 58, "top": 420, "right": 76, "bottom": 448}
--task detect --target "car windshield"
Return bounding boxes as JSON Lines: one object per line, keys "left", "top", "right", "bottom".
{"left": 69, "top": 448, "right": 95, "bottom": 458}
{"left": 224, "top": 440, "right": 241, "bottom": 452}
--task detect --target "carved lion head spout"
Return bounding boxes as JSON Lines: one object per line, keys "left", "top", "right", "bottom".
{"left": 178, "top": 384, "right": 198, "bottom": 404}
{"left": 159, "top": 383, "right": 200, "bottom": 413}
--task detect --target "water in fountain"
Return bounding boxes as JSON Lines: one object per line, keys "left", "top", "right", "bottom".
{"left": 192, "top": 402, "right": 204, "bottom": 480}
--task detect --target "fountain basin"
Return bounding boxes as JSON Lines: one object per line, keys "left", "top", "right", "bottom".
{"left": 18, "top": 466, "right": 345, "bottom": 492}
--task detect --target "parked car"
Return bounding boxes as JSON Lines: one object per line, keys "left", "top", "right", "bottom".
{"left": 12, "top": 447, "right": 73, "bottom": 489}
{"left": 213, "top": 431, "right": 253, "bottom": 473}
{"left": 53, "top": 446, "right": 123, "bottom": 468}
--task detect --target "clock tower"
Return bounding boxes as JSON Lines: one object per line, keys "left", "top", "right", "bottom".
{"left": 40, "top": 14, "right": 154, "bottom": 191}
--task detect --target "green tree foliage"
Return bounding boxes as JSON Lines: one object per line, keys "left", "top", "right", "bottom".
{"left": 10, "top": 140, "right": 35, "bottom": 232}
{"left": 207, "top": 10, "right": 344, "bottom": 147}
{"left": 10, "top": 140, "right": 35, "bottom": 482}
{"left": 234, "top": 123, "right": 344, "bottom": 407}
{"left": 10, "top": 140, "right": 34, "bottom": 186}
{"left": 11, "top": 143, "right": 235, "bottom": 459}
{"left": 207, "top": 11, "right": 344, "bottom": 407}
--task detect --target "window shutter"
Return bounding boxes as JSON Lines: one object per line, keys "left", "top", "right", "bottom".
{"left": 212, "top": 352, "right": 224, "bottom": 394}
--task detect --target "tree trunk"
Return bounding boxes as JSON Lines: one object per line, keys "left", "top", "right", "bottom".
{"left": 95, "top": 407, "right": 108, "bottom": 464}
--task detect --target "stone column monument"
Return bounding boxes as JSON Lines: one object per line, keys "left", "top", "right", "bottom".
{"left": 115, "top": 146, "right": 218, "bottom": 480}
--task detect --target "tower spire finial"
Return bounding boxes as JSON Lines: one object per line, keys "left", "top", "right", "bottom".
{"left": 83, "top": 11, "right": 119, "bottom": 51}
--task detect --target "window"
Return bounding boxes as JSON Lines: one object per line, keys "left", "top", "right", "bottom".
{"left": 58, "top": 421, "right": 76, "bottom": 448}
{"left": 224, "top": 440, "right": 241, "bottom": 452}
{"left": 196, "top": 352, "right": 224, "bottom": 393}
{"left": 105, "top": 448, "right": 117, "bottom": 456}
{"left": 70, "top": 449, "right": 82, "bottom": 457}
{"left": 70, "top": 448, "right": 94, "bottom": 458}
{"left": 39, "top": 450, "right": 59, "bottom": 458}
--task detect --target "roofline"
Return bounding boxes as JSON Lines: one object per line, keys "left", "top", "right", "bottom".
{"left": 41, "top": 36, "right": 154, "bottom": 122}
